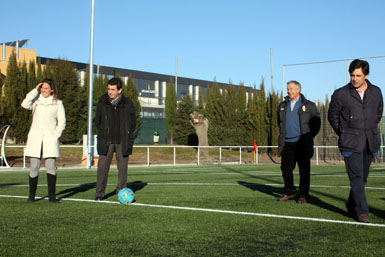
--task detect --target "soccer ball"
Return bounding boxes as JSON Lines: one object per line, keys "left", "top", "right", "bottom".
{"left": 118, "top": 188, "right": 135, "bottom": 204}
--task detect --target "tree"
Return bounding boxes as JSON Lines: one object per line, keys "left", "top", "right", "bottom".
{"left": 189, "top": 110, "right": 209, "bottom": 158}
{"left": 81, "top": 67, "right": 106, "bottom": 136}
{"left": 11, "top": 62, "right": 31, "bottom": 142}
{"left": 2, "top": 52, "right": 22, "bottom": 140}
{"left": 165, "top": 77, "right": 177, "bottom": 144}
{"left": 48, "top": 59, "right": 83, "bottom": 143}
{"left": 197, "top": 86, "right": 204, "bottom": 112}
{"left": 27, "top": 61, "right": 38, "bottom": 89}
{"left": 125, "top": 74, "right": 142, "bottom": 138}
{"left": 174, "top": 95, "right": 195, "bottom": 145}
{"left": 266, "top": 90, "right": 281, "bottom": 155}
{"left": 255, "top": 80, "right": 267, "bottom": 146}
{"left": 36, "top": 58, "right": 43, "bottom": 82}
{"left": 204, "top": 80, "right": 227, "bottom": 145}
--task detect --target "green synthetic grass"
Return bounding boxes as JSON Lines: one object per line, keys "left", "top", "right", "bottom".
{"left": 1, "top": 164, "right": 385, "bottom": 256}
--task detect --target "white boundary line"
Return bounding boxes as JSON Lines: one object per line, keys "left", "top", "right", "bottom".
{"left": 1, "top": 194, "right": 385, "bottom": 228}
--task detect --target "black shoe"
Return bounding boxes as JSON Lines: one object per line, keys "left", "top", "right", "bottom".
{"left": 49, "top": 198, "right": 60, "bottom": 203}
{"left": 95, "top": 197, "right": 103, "bottom": 201}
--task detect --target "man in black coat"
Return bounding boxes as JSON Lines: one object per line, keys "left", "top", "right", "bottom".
{"left": 94, "top": 77, "right": 137, "bottom": 201}
{"left": 277, "top": 80, "right": 320, "bottom": 204}
{"left": 328, "top": 59, "right": 383, "bottom": 223}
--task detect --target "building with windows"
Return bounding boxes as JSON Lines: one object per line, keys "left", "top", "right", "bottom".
{"left": 1, "top": 40, "right": 255, "bottom": 144}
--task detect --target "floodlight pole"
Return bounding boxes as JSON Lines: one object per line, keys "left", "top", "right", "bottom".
{"left": 345, "top": 59, "right": 349, "bottom": 83}
{"left": 87, "top": 0, "right": 95, "bottom": 169}
{"left": 282, "top": 65, "right": 285, "bottom": 101}
{"left": 270, "top": 48, "right": 274, "bottom": 92}
{"left": 175, "top": 56, "right": 178, "bottom": 98}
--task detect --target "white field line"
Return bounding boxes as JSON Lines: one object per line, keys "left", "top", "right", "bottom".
{"left": 2, "top": 182, "right": 385, "bottom": 190}
{"left": 0, "top": 194, "right": 384, "bottom": 228}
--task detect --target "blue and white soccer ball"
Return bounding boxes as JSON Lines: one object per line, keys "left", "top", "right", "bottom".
{"left": 118, "top": 188, "right": 135, "bottom": 204}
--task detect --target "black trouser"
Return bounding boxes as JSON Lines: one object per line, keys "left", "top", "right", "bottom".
{"left": 280, "top": 141, "right": 311, "bottom": 198}
{"left": 95, "top": 144, "right": 129, "bottom": 198}
{"left": 343, "top": 147, "right": 373, "bottom": 216}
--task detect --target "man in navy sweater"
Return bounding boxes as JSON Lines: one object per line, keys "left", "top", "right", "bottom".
{"left": 277, "top": 81, "right": 320, "bottom": 204}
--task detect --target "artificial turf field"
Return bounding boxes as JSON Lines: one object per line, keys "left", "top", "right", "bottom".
{"left": 1, "top": 164, "right": 385, "bottom": 256}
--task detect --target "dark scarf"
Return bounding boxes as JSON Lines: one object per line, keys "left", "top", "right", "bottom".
{"left": 110, "top": 94, "right": 122, "bottom": 106}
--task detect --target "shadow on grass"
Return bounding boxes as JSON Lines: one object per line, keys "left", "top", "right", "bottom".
{"left": 56, "top": 180, "right": 148, "bottom": 201}
{"left": 237, "top": 181, "right": 282, "bottom": 199}
{"left": 103, "top": 181, "right": 147, "bottom": 200}
{"left": 0, "top": 183, "right": 22, "bottom": 188}
{"left": 57, "top": 182, "right": 97, "bottom": 199}
{"left": 224, "top": 165, "right": 385, "bottom": 220}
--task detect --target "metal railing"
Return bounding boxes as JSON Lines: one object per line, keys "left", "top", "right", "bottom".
{"left": 2, "top": 145, "right": 385, "bottom": 168}
{"left": 0, "top": 124, "right": 11, "bottom": 168}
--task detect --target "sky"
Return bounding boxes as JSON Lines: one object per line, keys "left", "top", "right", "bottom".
{"left": 2, "top": 0, "right": 385, "bottom": 103}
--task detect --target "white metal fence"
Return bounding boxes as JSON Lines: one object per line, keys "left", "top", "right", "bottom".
{"left": 1, "top": 145, "right": 384, "bottom": 168}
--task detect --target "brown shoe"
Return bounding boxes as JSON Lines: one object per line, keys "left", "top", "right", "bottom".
{"left": 297, "top": 196, "right": 307, "bottom": 204}
{"left": 358, "top": 214, "right": 369, "bottom": 223}
{"left": 277, "top": 194, "right": 296, "bottom": 201}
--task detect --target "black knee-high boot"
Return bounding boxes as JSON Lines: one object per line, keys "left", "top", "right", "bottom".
{"left": 47, "top": 174, "right": 59, "bottom": 203}
{"left": 28, "top": 176, "right": 39, "bottom": 202}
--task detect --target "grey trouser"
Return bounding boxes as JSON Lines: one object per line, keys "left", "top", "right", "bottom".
{"left": 95, "top": 144, "right": 129, "bottom": 198}
{"left": 30, "top": 158, "right": 57, "bottom": 178}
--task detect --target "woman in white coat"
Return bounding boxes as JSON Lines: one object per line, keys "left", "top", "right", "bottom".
{"left": 21, "top": 78, "right": 66, "bottom": 203}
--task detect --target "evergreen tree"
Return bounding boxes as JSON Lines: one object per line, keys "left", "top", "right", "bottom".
{"left": 197, "top": 86, "right": 204, "bottom": 113}
{"left": 246, "top": 87, "right": 257, "bottom": 140}
{"left": 165, "top": 77, "right": 177, "bottom": 144}
{"left": 81, "top": 66, "right": 103, "bottom": 136}
{"left": 174, "top": 95, "right": 195, "bottom": 145}
{"left": 0, "top": 70, "right": 4, "bottom": 118}
{"left": 255, "top": 80, "right": 267, "bottom": 146}
{"left": 221, "top": 83, "right": 242, "bottom": 145}
{"left": 266, "top": 90, "right": 281, "bottom": 154}
{"left": 2, "top": 52, "right": 22, "bottom": 139}
{"left": 27, "top": 61, "right": 37, "bottom": 89}
{"left": 36, "top": 58, "right": 43, "bottom": 82}
{"left": 43, "top": 59, "right": 53, "bottom": 79}
{"left": 204, "top": 80, "right": 227, "bottom": 145}
{"left": 0, "top": 71, "right": 3, "bottom": 90}
{"left": 235, "top": 84, "right": 249, "bottom": 145}
{"left": 125, "top": 74, "right": 141, "bottom": 137}
{"left": 12, "top": 62, "right": 31, "bottom": 142}
{"left": 49, "top": 59, "right": 83, "bottom": 143}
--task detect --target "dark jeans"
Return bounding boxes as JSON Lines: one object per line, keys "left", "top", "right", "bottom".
{"left": 95, "top": 143, "right": 129, "bottom": 198}
{"left": 280, "top": 141, "right": 311, "bottom": 198}
{"left": 344, "top": 148, "right": 373, "bottom": 216}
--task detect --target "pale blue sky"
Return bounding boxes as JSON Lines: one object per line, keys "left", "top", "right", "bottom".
{"left": 3, "top": 0, "right": 385, "bottom": 102}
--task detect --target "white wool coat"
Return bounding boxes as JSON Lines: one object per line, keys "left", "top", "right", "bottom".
{"left": 21, "top": 89, "right": 66, "bottom": 158}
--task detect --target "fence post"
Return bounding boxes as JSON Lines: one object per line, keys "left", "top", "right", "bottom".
{"left": 147, "top": 146, "right": 150, "bottom": 167}
{"left": 173, "top": 146, "right": 176, "bottom": 166}
{"left": 23, "top": 147, "right": 26, "bottom": 169}
{"left": 197, "top": 146, "right": 200, "bottom": 165}
{"left": 316, "top": 146, "right": 319, "bottom": 166}
{"left": 239, "top": 147, "right": 242, "bottom": 164}
{"left": 219, "top": 147, "right": 222, "bottom": 164}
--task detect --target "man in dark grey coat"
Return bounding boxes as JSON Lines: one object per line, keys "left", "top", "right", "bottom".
{"left": 277, "top": 81, "right": 320, "bottom": 204}
{"left": 94, "top": 77, "right": 137, "bottom": 201}
{"left": 328, "top": 59, "right": 383, "bottom": 223}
